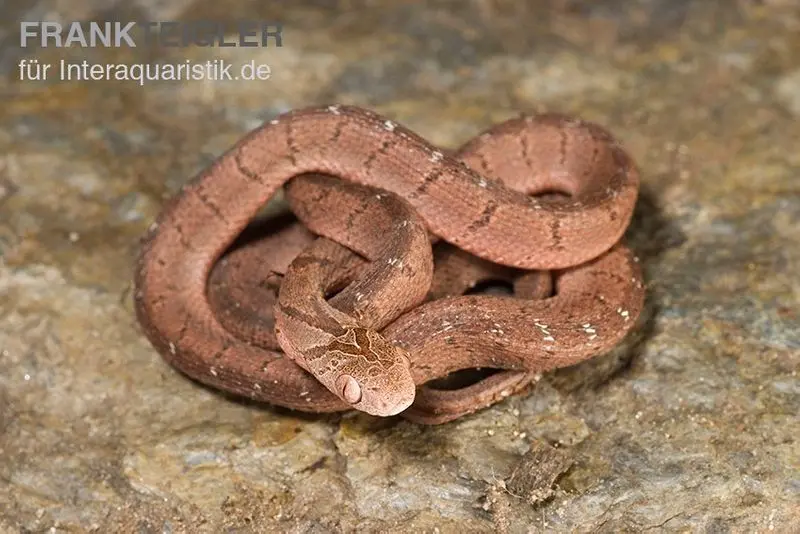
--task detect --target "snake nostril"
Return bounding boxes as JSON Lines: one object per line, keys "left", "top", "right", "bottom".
{"left": 385, "top": 396, "right": 413, "bottom": 416}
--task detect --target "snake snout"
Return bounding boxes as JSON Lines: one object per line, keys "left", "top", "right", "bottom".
{"left": 382, "top": 391, "right": 414, "bottom": 416}
{"left": 330, "top": 329, "right": 416, "bottom": 417}
{"left": 371, "top": 361, "right": 416, "bottom": 416}
{"left": 337, "top": 376, "right": 414, "bottom": 417}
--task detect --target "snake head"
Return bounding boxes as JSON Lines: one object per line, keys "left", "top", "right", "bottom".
{"left": 325, "top": 327, "right": 416, "bottom": 417}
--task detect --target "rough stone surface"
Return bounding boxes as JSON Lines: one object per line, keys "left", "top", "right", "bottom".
{"left": 1, "top": 1, "right": 798, "bottom": 532}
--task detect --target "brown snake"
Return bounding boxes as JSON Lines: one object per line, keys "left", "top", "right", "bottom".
{"left": 134, "top": 105, "right": 643, "bottom": 422}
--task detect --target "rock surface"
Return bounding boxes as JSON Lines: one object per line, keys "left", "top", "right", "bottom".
{"left": 1, "top": 1, "right": 798, "bottom": 532}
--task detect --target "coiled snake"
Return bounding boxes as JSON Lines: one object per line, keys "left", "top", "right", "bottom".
{"left": 133, "top": 105, "right": 644, "bottom": 423}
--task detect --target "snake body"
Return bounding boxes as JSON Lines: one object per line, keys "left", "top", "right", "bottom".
{"left": 134, "top": 105, "right": 642, "bottom": 420}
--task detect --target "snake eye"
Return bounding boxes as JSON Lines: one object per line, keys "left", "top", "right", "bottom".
{"left": 336, "top": 374, "right": 362, "bottom": 404}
